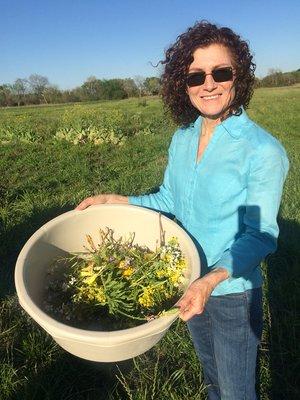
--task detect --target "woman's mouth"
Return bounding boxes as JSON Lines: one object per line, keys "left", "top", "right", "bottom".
{"left": 201, "top": 94, "right": 221, "bottom": 100}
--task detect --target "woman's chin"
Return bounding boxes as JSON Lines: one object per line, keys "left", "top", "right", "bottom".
{"left": 196, "top": 103, "right": 232, "bottom": 120}
{"left": 200, "top": 109, "right": 227, "bottom": 120}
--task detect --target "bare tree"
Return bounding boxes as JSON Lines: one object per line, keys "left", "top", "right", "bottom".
{"left": 11, "top": 78, "right": 28, "bottom": 106}
{"left": 133, "top": 75, "right": 145, "bottom": 98}
{"left": 43, "top": 85, "right": 63, "bottom": 104}
{"left": 81, "top": 76, "right": 103, "bottom": 100}
{"left": 122, "top": 78, "right": 138, "bottom": 98}
{"left": 28, "top": 74, "right": 50, "bottom": 103}
{"left": 144, "top": 77, "right": 161, "bottom": 95}
{"left": 0, "top": 84, "right": 13, "bottom": 107}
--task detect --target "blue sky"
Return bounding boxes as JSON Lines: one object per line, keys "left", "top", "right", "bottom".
{"left": 1, "top": 0, "right": 299, "bottom": 89}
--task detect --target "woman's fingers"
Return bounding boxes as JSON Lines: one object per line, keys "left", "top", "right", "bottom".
{"left": 75, "top": 194, "right": 128, "bottom": 210}
{"left": 178, "top": 295, "right": 205, "bottom": 321}
{"left": 75, "top": 196, "right": 104, "bottom": 210}
{"left": 177, "top": 278, "right": 213, "bottom": 321}
{"left": 180, "top": 301, "right": 204, "bottom": 321}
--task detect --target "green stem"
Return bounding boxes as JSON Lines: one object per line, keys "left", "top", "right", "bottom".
{"left": 116, "top": 309, "right": 147, "bottom": 321}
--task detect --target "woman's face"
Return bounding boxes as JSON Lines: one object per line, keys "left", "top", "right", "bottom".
{"left": 187, "top": 44, "right": 236, "bottom": 119}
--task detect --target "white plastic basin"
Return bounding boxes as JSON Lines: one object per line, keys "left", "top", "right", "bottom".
{"left": 15, "top": 204, "right": 200, "bottom": 362}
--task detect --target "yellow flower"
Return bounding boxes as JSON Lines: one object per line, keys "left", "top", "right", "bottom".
{"left": 93, "top": 287, "right": 106, "bottom": 304}
{"left": 168, "top": 236, "right": 179, "bottom": 246}
{"left": 144, "top": 252, "right": 155, "bottom": 260}
{"left": 160, "top": 253, "right": 173, "bottom": 262}
{"left": 138, "top": 287, "right": 154, "bottom": 308}
{"left": 165, "top": 253, "right": 173, "bottom": 262}
{"left": 83, "top": 273, "right": 98, "bottom": 285}
{"left": 177, "top": 259, "right": 186, "bottom": 269}
{"left": 166, "top": 266, "right": 174, "bottom": 277}
{"left": 118, "top": 260, "right": 126, "bottom": 269}
{"left": 122, "top": 267, "right": 134, "bottom": 277}
{"left": 170, "top": 270, "right": 181, "bottom": 284}
{"left": 75, "top": 284, "right": 106, "bottom": 305}
{"left": 79, "top": 262, "right": 95, "bottom": 278}
{"left": 156, "top": 269, "right": 165, "bottom": 278}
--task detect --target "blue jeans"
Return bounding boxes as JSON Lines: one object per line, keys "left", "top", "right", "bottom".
{"left": 187, "top": 288, "right": 263, "bottom": 400}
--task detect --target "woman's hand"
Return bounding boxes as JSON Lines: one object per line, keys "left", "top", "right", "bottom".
{"left": 75, "top": 194, "right": 128, "bottom": 210}
{"left": 177, "top": 268, "right": 229, "bottom": 321}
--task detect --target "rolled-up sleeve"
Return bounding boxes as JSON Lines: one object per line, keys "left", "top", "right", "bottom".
{"left": 213, "top": 145, "right": 289, "bottom": 279}
{"left": 128, "top": 132, "right": 177, "bottom": 216}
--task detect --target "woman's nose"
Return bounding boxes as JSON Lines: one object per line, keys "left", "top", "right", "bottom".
{"left": 202, "top": 74, "right": 218, "bottom": 91}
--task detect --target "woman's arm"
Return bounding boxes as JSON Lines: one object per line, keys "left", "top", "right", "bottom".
{"left": 178, "top": 142, "right": 289, "bottom": 321}
{"left": 212, "top": 144, "right": 289, "bottom": 279}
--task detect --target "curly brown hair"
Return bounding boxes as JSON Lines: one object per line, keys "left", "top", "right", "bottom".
{"left": 159, "top": 20, "right": 256, "bottom": 127}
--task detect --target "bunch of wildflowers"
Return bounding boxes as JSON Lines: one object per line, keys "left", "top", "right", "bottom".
{"left": 43, "top": 228, "right": 187, "bottom": 330}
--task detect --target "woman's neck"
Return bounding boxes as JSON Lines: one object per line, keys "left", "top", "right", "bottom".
{"left": 201, "top": 108, "right": 233, "bottom": 138}
{"left": 201, "top": 117, "right": 221, "bottom": 138}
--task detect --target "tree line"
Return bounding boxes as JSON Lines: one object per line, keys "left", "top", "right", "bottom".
{"left": 254, "top": 69, "right": 300, "bottom": 88}
{"left": 0, "top": 69, "right": 299, "bottom": 107}
{"left": 0, "top": 75, "right": 160, "bottom": 107}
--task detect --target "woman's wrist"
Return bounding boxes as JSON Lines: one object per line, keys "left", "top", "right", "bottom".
{"left": 201, "top": 267, "right": 229, "bottom": 290}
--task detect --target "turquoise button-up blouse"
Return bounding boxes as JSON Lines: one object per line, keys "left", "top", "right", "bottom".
{"left": 129, "top": 109, "right": 289, "bottom": 295}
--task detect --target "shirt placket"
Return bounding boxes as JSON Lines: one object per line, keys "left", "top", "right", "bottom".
{"left": 185, "top": 124, "right": 225, "bottom": 228}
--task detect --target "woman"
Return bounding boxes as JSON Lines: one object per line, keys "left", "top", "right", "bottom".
{"left": 76, "top": 21, "right": 289, "bottom": 399}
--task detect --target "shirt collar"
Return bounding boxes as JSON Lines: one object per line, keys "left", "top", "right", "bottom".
{"left": 191, "top": 107, "right": 251, "bottom": 139}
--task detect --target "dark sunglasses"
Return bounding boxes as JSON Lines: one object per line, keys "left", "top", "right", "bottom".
{"left": 186, "top": 67, "right": 234, "bottom": 87}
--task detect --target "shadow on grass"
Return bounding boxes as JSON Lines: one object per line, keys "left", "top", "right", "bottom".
{"left": 10, "top": 353, "right": 131, "bottom": 400}
{"left": 263, "top": 217, "right": 300, "bottom": 400}
{"left": 0, "top": 204, "right": 132, "bottom": 400}
{"left": 0, "top": 204, "right": 73, "bottom": 299}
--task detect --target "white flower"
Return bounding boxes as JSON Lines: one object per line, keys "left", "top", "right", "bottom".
{"left": 69, "top": 277, "right": 76, "bottom": 285}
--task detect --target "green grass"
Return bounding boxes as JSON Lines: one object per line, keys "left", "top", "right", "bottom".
{"left": 0, "top": 88, "right": 299, "bottom": 399}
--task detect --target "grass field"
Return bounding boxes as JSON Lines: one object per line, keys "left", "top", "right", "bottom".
{"left": 0, "top": 87, "right": 299, "bottom": 399}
